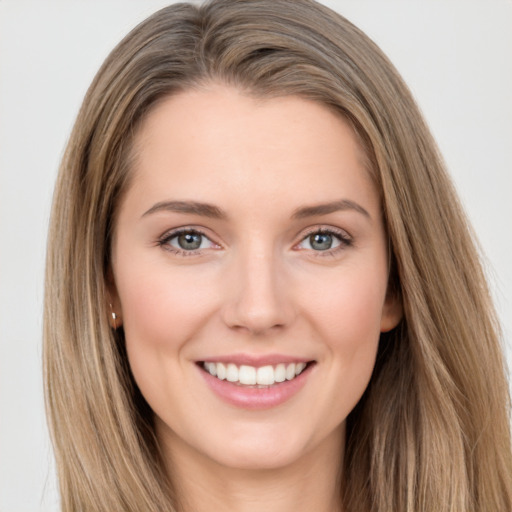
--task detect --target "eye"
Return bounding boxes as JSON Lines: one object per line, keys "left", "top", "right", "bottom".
{"left": 307, "top": 232, "right": 339, "bottom": 251}
{"left": 172, "top": 231, "right": 206, "bottom": 250}
{"left": 296, "top": 228, "right": 351, "bottom": 252}
{"left": 159, "top": 229, "right": 218, "bottom": 253}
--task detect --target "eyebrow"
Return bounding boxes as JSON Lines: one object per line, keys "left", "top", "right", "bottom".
{"left": 141, "top": 198, "right": 370, "bottom": 221}
{"left": 291, "top": 199, "right": 371, "bottom": 220}
{"left": 142, "top": 200, "right": 227, "bottom": 219}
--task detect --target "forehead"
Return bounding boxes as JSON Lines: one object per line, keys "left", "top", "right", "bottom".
{"left": 124, "top": 84, "right": 379, "bottom": 218}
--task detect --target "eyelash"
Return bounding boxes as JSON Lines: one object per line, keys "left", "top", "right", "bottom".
{"left": 157, "top": 228, "right": 215, "bottom": 256}
{"left": 295, "top": 227, "right": 353, "bottom": 258}
{"left": 157, "top": 226, "right": 353, "bottom": 257}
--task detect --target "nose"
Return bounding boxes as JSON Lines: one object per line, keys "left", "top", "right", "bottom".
{"left": 221, "top": 246, "right": 295, "bottom": 335}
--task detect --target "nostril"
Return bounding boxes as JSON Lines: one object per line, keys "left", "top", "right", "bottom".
{"left": 220, "top": 270, "right": 296, "bottom": 334}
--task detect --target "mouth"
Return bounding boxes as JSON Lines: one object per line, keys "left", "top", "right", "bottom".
{"left": 197, "top": 360, "right": 315, "bottom": 387}
{"left": 196, "top": 357, "right": 316, "bottom": 409}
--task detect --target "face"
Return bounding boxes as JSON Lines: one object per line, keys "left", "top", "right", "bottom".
{"left": 110, "top": 84, "right": 401, "bottom": 472}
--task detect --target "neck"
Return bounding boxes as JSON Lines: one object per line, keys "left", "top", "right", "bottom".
{"left": 159, "top": 424, "right": 345, "bottom": 512}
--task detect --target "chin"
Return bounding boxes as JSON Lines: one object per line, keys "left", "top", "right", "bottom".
{"left": 205, "top": 440, "right": 309, "bottom": 471}
{"left": 197, "top": 418, "right": 344, "bottom": 472}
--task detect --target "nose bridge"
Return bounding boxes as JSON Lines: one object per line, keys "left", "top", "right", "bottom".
{"left": 222, "top": 240, "right": 293, "bottom": 334}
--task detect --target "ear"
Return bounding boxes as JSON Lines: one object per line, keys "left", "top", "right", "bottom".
{"left": 105, "top": 266, "right": 123, "bottom": 329}
{"left": 380, "top": 289, "right": 403, "bottom": 333}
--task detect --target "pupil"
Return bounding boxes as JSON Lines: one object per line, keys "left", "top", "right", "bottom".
{"left": 310, "top": 233, "right": 332, "bottom": 250}
{"left": 178, "top": 232, "right": 202, "bottom": 250}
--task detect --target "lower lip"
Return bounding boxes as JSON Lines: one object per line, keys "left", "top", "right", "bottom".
{"left": 198, "top": 363, "right": 315, "bottom": 410}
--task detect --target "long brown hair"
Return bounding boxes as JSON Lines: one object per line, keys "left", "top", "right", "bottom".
{"left": 44, "top": 1, "right": 512, "bottom": 510}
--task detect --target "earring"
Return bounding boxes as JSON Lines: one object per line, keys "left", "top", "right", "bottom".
{"left": 109, "top": 303, "right": 117, "bottom": 330}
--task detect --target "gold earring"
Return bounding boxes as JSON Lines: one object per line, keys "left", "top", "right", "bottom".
{"left": 109, "top": 303, "right": 117, "bottom": 329}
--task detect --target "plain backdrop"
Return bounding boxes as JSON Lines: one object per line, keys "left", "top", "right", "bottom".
{"left": 1, "top": 1, "right": 511, "bottom": 510}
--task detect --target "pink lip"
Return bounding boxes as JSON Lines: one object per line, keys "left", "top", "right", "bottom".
{"left": 198, "top": 353, "right": 312, "bottom": 367}
{"left": 197, "top": 360, "right": 315, "bottom": 410}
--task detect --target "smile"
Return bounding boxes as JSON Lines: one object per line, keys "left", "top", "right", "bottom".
{"left": 197, "top": 356, "right": 316, "bottom": 409}
{"left": 201, "top": 361, "right": 308, "bottom": 386}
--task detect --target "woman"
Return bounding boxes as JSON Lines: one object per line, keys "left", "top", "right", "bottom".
{"left": 43, "top": 0, "right": 512, "bottom": 511}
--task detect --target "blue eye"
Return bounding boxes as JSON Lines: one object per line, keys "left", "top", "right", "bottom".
{"left": 174, "top": 232, "right": 204, "bottom": 250}
{"left": 296, "top": 229, "right": 351, "bottom": 252}
{"left": 160, "top": 229, "right": 216, "bottom": 253}
{"left": 308, "top": 232, "right": 338, "bottom": 251}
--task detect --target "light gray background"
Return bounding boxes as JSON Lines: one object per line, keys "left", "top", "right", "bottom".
{"left": 1, "top": 1, "right": 511, "bottom": 511}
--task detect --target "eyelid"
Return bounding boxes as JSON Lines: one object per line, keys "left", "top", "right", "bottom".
{"left": 294, "top": 226, "right": 353, "bottom": 253}
{"left": 156, "top": 224, "right": 352, "bottom": 257}
{"left": 300, "top": 225, "right": 351, "bottom": 239}
{"left": 157, "top": 226, "right": 221, "bottom": 255}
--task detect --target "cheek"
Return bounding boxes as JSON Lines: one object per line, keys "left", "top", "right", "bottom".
{"left": 298, "top": 265, "right": 387, "bottom": 410}
{"left": 116, "top": 260, "right": 218, "bottom": 346}
{"left": 300, "top": 262, "right": 388, "bottom": 345}
{"left": 113, "top": 256, "right": 220, "bottom": 395}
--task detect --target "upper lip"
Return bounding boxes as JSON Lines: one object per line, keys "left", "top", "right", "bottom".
{"left": 197, "top": 353, "right": 314, "bottom": 367}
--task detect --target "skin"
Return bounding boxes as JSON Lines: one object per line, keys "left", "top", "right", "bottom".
{"left": 110, "top": 84, "right": 402, "bottom": 512}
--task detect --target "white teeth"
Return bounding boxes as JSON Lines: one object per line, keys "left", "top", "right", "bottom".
{"left": 226, "top": 363, "right": 238, "bottom": 382}
{"left": 295, "top": 362, "right": 306, "bottom": 375}
{"left": 216, "top": 362, "right": 227, "bottom": 380}
{"left": 205, "top": 362, "right": 217, "bottom": 376}
{"left": 274, "top": 363, "right": 286, "bottom": 383}
{"left": 203, "top": 361, "right": 309, "bottom": 385}
{"left": 239, "top": 365, "right": 256, "bottom": 385}
{"left": 256, "top": 365, "right": 275, "bottom": 385}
